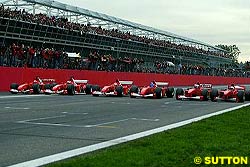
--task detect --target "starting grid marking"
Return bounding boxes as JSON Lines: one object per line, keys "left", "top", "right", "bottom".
{"left": 16, "top": 113, "right": 160, "bottom": 129}
{"left": 5, "top": 107, "right": 30, "bottom": 110}
{"left": 9, "top": 102, "right": 250, "bottom": 167}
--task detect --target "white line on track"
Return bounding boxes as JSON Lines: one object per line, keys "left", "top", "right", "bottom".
{"left": 84, "top": 118, "right": 131, "bottom": 128}
{"left": 131, "top": 118, "right": 159, "bottom": 122}
{"left": 62, "top": 112, "right": 88, "bottom": 115}
{"left": 16, "top": 122, "right": 117, "bottom": 129}
{"left": 17, "top": 115, "right": 66, "bottom": 123}
{"left": 16, "top": 116, "right": 159, "bottom": 128}
{"left": 5, "top": 107, "right": 30, "bottom": 110}
{"left": 0, "top": 95, "right": 47, "bottom": 99}
{"left": 9, "top": 103, "right": 250, "bottom": 167}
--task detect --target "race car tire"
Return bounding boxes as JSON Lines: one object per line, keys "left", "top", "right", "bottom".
{"left": 44, "top": 84, "right": 51, "bottom": 90}
{"left": 175, "top": 88, "right": 184, "bottom": 100}
{"left": 210, "top": 89, "right": 218, "bottom": 102}
{"left": 85, "top": 84, "right": 92, "bottom": 94}
{"left": 10, "top": 83, "right": 19, "bottom": 90}
{"left": 130, "top": 85, "right": 139, "bottom": 98}
{"left": 154, "top": 87, "right": 162, "bottom": 99}
{"left": 32, "top": 83, "right": 40, "bottom": 94}
{"left": 50, "top": 82, "right": 57, "bottom": 89}
{"left": 166, "top": 87, "right": 174, "bottom": 98}
{"left": 201, "top": 89, "right": 209, "bottom": 101}
{"left": 92, "top": 85, "right": 101, "bottom": 92}
{"left": 237, "top": 90, "right": 244, "bottom": 103}
{"left": 10, "top": 83, "right": 19, "bottom": 94}
{"left": 92, "top": 85, "right": 101, "bottom": 96}
{"left": 115, "top": 86, "right": 123, "bottom": 97}
{"left": 67, "top": 84, "right": 75, "bottom": 95}
{"left": 245, "top": 90, "right": 250, "bottom": 101}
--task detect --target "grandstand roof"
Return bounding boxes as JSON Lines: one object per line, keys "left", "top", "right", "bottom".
{"left": 2, "top": 0, "right": 225, "bottom": 52}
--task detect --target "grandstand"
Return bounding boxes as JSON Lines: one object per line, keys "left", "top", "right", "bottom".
{"left": 0, "top": 0, "right": 232, "bottom": 72}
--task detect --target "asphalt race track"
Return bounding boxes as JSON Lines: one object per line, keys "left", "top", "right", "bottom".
{"left": 0, "top": 93, "right": 249, "bottom": 166}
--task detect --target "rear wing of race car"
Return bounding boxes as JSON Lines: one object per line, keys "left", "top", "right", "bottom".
{"left": 201, "top": 84, "right": 212, "bottom": 89}
{"left": 41, "top": 79, "right": 56, "bottom": 82}
{"left": 74, "top": 80, "right": 88, "bottom": 84}
{"left": 120, "top": 81, "right": 133, "bottom": 85}
{"left": 235, "top": 85, "right": 246, "bottom": 90}
{"left": 155, "top": 82, "right": 169, "bottom": 87}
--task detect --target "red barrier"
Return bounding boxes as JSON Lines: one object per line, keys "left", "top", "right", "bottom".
{"left": 1, "top": 67, "right": 250, "bottom": 92}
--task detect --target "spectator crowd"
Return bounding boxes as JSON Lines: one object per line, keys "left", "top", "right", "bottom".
{"left": 0, "top": 4, "right": 229, "bottom": 58}
{"left": 0, "top": 42, "right": 249, "bottom": 78}
{"left": 0, "top": 4, "right": 249, "bottom": 78}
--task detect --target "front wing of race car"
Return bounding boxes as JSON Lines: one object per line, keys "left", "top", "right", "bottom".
{"left": 177, "top": 95, "right": 206, "bottom": 101}
{"left": 130, "top": 92, "right": 154, "bottom": 98}
{"left": 92, "top": 91, "right": 118, "bottom": 96}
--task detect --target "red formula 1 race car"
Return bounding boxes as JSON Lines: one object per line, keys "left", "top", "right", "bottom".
{"left": 92, "top": 80, "right": 133, "bottom": 97}
{"left": 10, "top": 77, "right": 56, "bottom": 94}
{"left": 129, "top": 81, "right": 174, "bottom": 99}
{"left": 175, "top": 83, "right": 212, "bottom": 101}
{"left": 45, "top": 77, "right": 92, "bottom": 95}
{"left": 210, "top": 84, "right": 250, "bottom": 103}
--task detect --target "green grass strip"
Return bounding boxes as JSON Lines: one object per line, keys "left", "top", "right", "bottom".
{"left": 47, "top": 107, "right": 250, "bottom": 167}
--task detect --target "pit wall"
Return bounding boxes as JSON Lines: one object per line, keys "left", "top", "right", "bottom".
{"left": 1, "top": 67, "right": 250, "bottom": 92}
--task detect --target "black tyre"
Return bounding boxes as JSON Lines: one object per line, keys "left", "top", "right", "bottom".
{"left": 92, "top": 85, "right": 101, "bottom": 92}
{"left": 245, "top": 90, "right": 250, "bottom": 101}
{"left": 175, "top": 88, "right": 184, "bottom": 100}
{"left": 166, "top": 87, "right": 174, "bottom": 98}
{"left": 210, "top": 89, "right": 218, "bottom": 102}
{"left": 130, "top": 85, "right": 139, "bottom": 98}
{"left": 67, "top": 84, "right": 75, "bottom": 95}
{"left": 10, "top": 83, "right": 19, "bottom": 94}
{"left": 237, "top": 90, "right": 244, "bottom": 103}
{"left": 32, "top": 83, "right": 40, "bottom": 94}
{"left": 44, "top": 84, "right": 51, "bottom": 90}
{"left": 154, "top": 87, "right": 162, "bottom": 99}
{"left": 51, "top": 82, "right": 57, "bottom": 89}
{"left": 10, "top": 83, "right": 19, "bottom": 90}
{"left": 92, "top": 85, "right": 101, "bottom": 96}
{"left": 115, "top": 86, "right": 123, "bottom": 97}
{"left": 85, "top": 84, "right": 92, "bottom": 94}
{"left": 201, "top": 89, "right": 209, "bottom": 101}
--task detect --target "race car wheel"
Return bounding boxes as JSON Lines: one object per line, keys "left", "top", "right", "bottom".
{"left": 92, "top": 85, "right": 101, "bottom": 92}
{"left": 175, "top": 88, "right": 184, "bottom": 100}
{"left": 32, "top": 83, "right": 40, "bottom": 94}
{"left": 85, "top": 84, "right": 92, "bottom": 94}
{"left": 44, "top": 84, "right": 51, "bottom": 90}
{"left": 130, "top": 85, "right": 139, "bottom": 98}
{"left": 67, "top": 84, "right": 75, "bottom": 95}
{"left": 245, "top": 90, "right": 250, "bottom": 101}
{"left": 10, "top": 83, "right": 19, "bottom": 94}
{"left": 237, "top": 90, "right": 244, "bottom": 103}
{"left": 166, "top": 87, "right": 174, "bottom": 98}
{"left": 154, "top": 87, "right": 162, "bottom": 99}
{"left": 201, "top": 89, "right": 209, "bottom": 101}
{"left": 10, "top": 83, "right": 19, "bottom": 90}
{"left": 92, "top": 85, "right": 101, "bottom": 96}
{"left": 115, "top": 86, "right": 123, "bottom": 97}
{"left": 51, "top": 82, "right": 57, "bottom": 89}
{"left": 210, "top": 89, "right": 218, "bottom": 102}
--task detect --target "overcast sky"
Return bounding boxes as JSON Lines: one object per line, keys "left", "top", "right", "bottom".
{"left": 57, "top": 0, "right": 250, "bottom": 62}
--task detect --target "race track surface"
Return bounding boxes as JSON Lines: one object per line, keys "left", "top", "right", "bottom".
{"left": 0, "top": 93, "right": 248, "bottom": 166}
